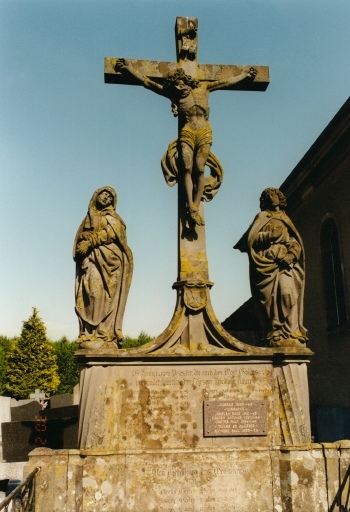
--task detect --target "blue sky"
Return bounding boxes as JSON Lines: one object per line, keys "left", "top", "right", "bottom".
{"left": 1, "top": 0, "right": 350, "bottom": 340}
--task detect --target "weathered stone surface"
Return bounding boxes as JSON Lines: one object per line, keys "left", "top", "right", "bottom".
{"left": 74, "top": 186, "right": 133, "bottom": 347}
{"left": 26, "top": 444, "right": 350, "bottom": 511}
{"left": 271, "top": 447, "right": 325, "bottom": 512}
{"left": 25, "top": 449, "right": 82, "bottom": 512}
{"left": 0, "top": 397, "right": 11, "bottom": 461}
{"left": 235, "top": 188, "right": 308, "bottom": 348}
{"left": 78, "top": 361, "right": 278, "bottom": 451}
{"left": 272, "top": 362, "right": 311, "bottom": 445}
{"left": 73, "top": 383, "right": 80, "bottom": 405}
{"left": 78, "top": 358, "right": 311, "bottom": 452}
{"left": 0, "top": 397, "right": 11, "bottom": 428}
{"left": 104, "top": 59, "right": 269, "bottom": 90}
{"left": 338, "top": 440, "right": 350, "bottom": 510}
{"left": 84, "top": 451, "right": 273, "bottom": 512}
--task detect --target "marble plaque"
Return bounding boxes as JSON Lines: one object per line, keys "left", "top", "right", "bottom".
{"left": 203, "top": 400, "right": 268, "bottom": 436}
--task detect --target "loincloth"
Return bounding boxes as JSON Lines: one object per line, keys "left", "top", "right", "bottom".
{"left": 179, "top": 124, "right": 212, "bottom": 150}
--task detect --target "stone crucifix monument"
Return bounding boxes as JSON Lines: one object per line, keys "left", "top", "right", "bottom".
{"left": 25, "top": 18, "right": 345, "bottom": 512}
{"left": 104, "top": 16, "right": 269, "bottom": 352}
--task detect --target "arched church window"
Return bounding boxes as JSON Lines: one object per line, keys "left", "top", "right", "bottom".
{"left": 320, "top": 217, "right": 348, "bottom": 331}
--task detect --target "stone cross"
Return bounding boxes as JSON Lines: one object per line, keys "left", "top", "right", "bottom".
{"left": 105, "top": 17, "right": 269, "bottom": 90}
{"left": 104, "top": 17, "right": 269, "bottom": 350}
{"left": 29, "top": 389, "right": 46, "bottom": 401}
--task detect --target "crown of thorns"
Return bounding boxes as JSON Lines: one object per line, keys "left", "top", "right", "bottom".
{"left": 163, "top": 68, "right": 199, "bottom": 91}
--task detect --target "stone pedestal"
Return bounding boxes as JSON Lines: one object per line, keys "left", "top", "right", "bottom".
{"left": 77, "top": 356, "right": 311, "bottom": 452}
{"left": 25, "top": 441, "right": 350, "bottom": 511}
{"left": 28, "top": 351, "right": 350, "bottom": 512}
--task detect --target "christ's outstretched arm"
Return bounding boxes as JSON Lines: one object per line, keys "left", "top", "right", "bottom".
{"left": 206, "top": 66, "right": 257, "bottom": 92}
{"left": 115, "top": 59, "right": 165, "bottom": 95}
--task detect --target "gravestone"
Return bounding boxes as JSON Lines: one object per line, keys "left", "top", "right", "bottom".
{"left": 2, "top": 394, "right": 78, "bottom": 463}
{"left": 40, "top": 405, "right": 78, "bottom": 420}
{"left": 2, "top": 422, "right": 40, "bottom": 462}
{"left": 0, "top": 397, "right": 11, "bottom": 460}
{"left": 50, "top": 393, "right": 73, "bottom": 409}
{"left": 2, "top": 418, "right": 78, "bottom": 463}
{"left": 10, "top": 401, "right": 41, "bottom": 422}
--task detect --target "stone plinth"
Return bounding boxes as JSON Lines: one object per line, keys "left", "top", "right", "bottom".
{"left": 24, "top": 351, "right": 350, "bottom": 511}
{"left": 74, "top": 353, "right": 311, "bottom": 511}
{"left": 77, "top": 357, "right": 311, "bottom": 452}
{"left": 25, "top": 441, "right": 350, "bottom": 512}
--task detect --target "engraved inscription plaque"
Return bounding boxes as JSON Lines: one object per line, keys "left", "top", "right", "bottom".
{"left": 204, "top": 400, "right": 268, "bottom": 437}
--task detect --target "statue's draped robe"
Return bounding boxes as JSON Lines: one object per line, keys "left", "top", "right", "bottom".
{"left": 74, "top": 187, "right": 133, "bottom": 342}
{"left": 246, "top": 210, "right": 308, "bottom": 344}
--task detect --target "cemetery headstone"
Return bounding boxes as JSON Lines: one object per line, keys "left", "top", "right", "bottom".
{"left": 2, "top": 393, "right": 78, "bottom": 462}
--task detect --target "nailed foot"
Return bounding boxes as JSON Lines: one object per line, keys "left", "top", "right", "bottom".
{"left": 190, "top": 208, "right": 205, "bottom": 226}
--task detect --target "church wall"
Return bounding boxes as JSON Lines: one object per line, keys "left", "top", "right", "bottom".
{"left": 283, "top": 119, "right": 350, "bottom": 412}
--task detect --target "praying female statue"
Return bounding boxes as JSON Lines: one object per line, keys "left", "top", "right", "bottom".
{"left": 73, "top": 186, "right": 133, "bottom": 347}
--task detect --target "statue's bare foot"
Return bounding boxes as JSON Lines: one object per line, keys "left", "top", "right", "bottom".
{"left": 190, "top": 208, "right": 205, "bottom": 226}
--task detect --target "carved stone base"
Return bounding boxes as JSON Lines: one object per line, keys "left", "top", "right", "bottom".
{"left": 76, "top": 357, "right": 312, "bottom": 451}
{"left": 25, "top": 354, "right": 350, "bottom": 511}
{"left": 25, "top": 442, "right": 350, "bottom": 511}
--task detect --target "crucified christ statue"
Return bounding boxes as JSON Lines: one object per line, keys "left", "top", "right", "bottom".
{"left": 115, "top": 59, "right": 256, "bottom": 226}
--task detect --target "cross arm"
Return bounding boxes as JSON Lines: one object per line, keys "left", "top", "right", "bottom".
{"left": 104, "top": 57, "right": 178, "bottom": 86}
{"left": 197, "top": 64, "right": 269, "bottom": 91}
{"left": 105, "top": 57, "right": 269, "bottom": 91}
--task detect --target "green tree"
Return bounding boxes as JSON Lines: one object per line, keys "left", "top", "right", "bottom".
{"left": 5, "top": 308, "right": 60, "bottom": 399}
{"left": 52, "top": 337, "right": 79, "bottom": 394}
{"left": 122, "top": 330, "right": 153, "bottom": 349}
{"left": 0, "top": 336, "right": 15, "bottom": 395}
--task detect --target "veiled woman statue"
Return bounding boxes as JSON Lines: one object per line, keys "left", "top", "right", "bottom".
{"left": 73, "top": 186, "right": 133, "bottom": 347}
{"left": 235, "top": 188, "right": 308, "bottom": 347}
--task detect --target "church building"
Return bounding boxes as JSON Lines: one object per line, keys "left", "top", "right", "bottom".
{"left": 225, "top": 97, "right": 350, "bottom": 442}
{"left": 280, "top": 97, "right": 350, "bottom": 441}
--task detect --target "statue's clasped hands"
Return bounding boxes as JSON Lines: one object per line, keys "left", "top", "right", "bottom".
{"left": 76, "top": 232, "right": 94, "bottom": 256}
{"left": 279, "top": 253, "right": 295, "bottom": 269}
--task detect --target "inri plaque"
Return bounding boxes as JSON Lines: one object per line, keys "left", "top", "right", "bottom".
{"left": 204, "top": 400, "right": 268, "bottom": 437}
